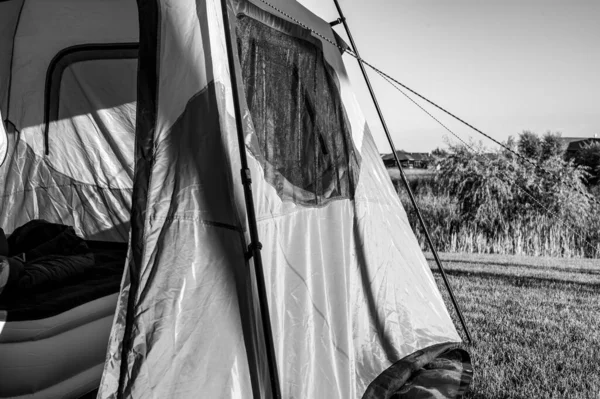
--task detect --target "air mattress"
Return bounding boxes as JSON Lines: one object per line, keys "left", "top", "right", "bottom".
{"left": 0, "top": 222, "right": 126, "bottom": 399}
{"left": 0, "top": 293, "right": 118, "bottom": 399}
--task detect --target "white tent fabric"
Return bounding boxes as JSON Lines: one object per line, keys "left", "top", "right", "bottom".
{"left": 0, "top": 0, "right": 23, "bottom": 167}
{"left": 0, "top": 0, "right": 23, "bottom": 118}
{"left": 1, "top": 0, "right": 469, "bottom": 397}
{"left": 98, "top": 0, "right": 463, "bottom": 398}
{"left": 0, "top": 110, "right": 6, "bottom": 166}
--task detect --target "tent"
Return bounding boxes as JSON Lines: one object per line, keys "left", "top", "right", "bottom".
{"left": 0, "top": 0, "right": 472, "bottom": 397}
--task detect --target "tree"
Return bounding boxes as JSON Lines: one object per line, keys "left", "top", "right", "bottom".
{"left": 540, "top": 131, "right": 566, "bottom": 161}
{"left": 431, "top": 147, "right": 448, "bottom": 157}
{"left": 502, "top": 135, "right": 517, "bottom": 159}
{"left": 518, "top": 130, "right": 542, "bottom": 160}
{"left": 516, "top": 130, "right": 566, "bottom": 162}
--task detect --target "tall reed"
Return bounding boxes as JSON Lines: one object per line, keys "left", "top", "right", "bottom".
{"left": 395, "top": 164, "right": 600, "bottom": 258}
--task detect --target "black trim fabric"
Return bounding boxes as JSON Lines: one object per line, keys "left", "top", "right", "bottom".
{"left": 43, "top": 43, "right": 139, "bottom": 155}
{"left": 117, "top": 1, "right": 159, "bottom": 397}
{"left": 2, "top": 119, "right": 16, "bottom": 132}
{"left": 361, "top": 342, "right": 473, "bottom": 399}
{"left": 332, "top": 30, "right": 349, "bottom": 54}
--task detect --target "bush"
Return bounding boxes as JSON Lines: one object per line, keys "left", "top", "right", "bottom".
{"left": 573, "top": 141, "right": 600, "bottom": 186}
{"left": 394, "top": 133, "right": 600, "bottom": 258}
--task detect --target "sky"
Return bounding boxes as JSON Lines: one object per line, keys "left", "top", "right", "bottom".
{"left": 297, "top": 0, "right": 600, "bottom": 153}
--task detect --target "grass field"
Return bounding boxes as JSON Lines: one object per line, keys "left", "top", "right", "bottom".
{"left": 427, "top": 252, "right": 600, "bottom": 399}
{"left": 387, "top": 167, "right": 434, "bottom": 181}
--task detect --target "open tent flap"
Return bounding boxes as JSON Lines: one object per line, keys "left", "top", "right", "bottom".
{"left": 0, "top": 0, "right": 138, "bottom": 242}
{"left": 99, "top": 0, "right": 470, "bottom": 398}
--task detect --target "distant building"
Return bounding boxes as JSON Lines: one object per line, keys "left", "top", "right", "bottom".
{"left": 410, "top": 153, "right": 434, "bottom": 169}
{"left": 381, "top": 151, "right": 413, "bottom": 168}
{"left": 559, "top": 137, "right": 600, "bottom": 158}
{"left": 381, "top": 151, "right": 433, "bottom": 169}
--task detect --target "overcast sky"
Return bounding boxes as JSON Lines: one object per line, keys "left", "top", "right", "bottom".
{"left": 297, "top": 0, "right": 600, "bottom": 153}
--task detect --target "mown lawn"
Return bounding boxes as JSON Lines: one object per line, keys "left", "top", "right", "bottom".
{"left": 426, "top": 252, "right": 600, "bottom": 399}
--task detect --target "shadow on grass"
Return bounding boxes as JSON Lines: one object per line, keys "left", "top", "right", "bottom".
{"left": 432, "top": 268, "right": 600, "bottom": 292}
{"left": 432, "top": 258, "right": 600, "bottom": 276}
{"left": 464, "top": 393, "right": 490, "bottom": 399}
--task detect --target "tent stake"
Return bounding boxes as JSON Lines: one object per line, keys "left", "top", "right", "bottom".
{"left": 331, "top": 0, "right": 473, "bottom": 344}
{"left": 220, "top": 1, "right": 282, "bottom": 397}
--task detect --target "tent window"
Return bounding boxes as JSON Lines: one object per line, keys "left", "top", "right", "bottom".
{"left": 41, "top": 44, "right": 138, "bottom": 189}
{"left": 236, "top": 16, "right": 360, "bottom": 207}
{"left": 44, "top": 43, "right": 138, "bottom": 155}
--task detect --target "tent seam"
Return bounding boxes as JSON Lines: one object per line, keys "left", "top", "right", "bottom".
{"left": 0, "top": 185, "right": 133, "bottom": 198}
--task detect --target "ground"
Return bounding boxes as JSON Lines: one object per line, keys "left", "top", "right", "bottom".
{"left": 427, "top": 252, "right": 600, "bottom": 399}
{"left": 386, "top": 167, "right": 434, "bottom": 181}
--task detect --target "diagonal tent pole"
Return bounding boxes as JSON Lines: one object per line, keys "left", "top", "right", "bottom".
{"left": 220, "top": 0, "right": 282, "bottom": 397}
{"left": 331, "top": 0, "right": 473, "bottom": 344}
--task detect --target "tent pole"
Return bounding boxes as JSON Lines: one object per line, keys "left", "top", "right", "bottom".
{"left": 220, "top": 1, "right": 282, "bottom": 397}
{"left": 331, "top": 0, "right": 473, "bottom": 344}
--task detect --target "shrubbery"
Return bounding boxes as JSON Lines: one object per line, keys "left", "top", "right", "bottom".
{"left": 573, "top": 141, "right": 600, "bottom": 186}
{"left": 395, "top": 132, "right": 600, "bottom": 258}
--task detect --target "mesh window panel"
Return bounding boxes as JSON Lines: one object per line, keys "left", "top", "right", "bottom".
{"left": 50, "top": 59, "right": 137, "bottom": 188}
{"left": 236, "top": 15, "right": 360, "bottom": 207}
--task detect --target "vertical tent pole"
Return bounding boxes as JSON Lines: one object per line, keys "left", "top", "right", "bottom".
{"left": 220, "top": 1, "right": 283, "bottom": 397}
{"left": 331, "top": 0, "right": 473, "bottom": 344}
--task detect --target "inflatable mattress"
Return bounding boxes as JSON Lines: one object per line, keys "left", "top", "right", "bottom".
{"left": 0, "top": 225, "right": 126, "bottom": 399}
{"left": 0, "top": 293, "right": 119, "bottom": 399}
